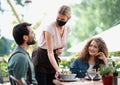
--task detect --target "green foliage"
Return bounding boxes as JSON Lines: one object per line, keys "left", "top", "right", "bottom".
{"left": 68, "top": 0, "right": 120, "bottom": 50}
{"left": 0, "top": 61, "right": 8, "bottom": 77}
{"left": 14, "top": 0, "right": 25, "bottom": 7}
{"left": 100, "top": 64, "right": 113, "bottom": 77}
{"left": 110, "top": 51, "right": 120, "bottom": 56}
{"left": 59, "top": 60, "right": 71, "bottom": 68}
{"left": 59, "top": 57, "right": 76, "bottom": 68}
{"left": 115, "top": 62, "right": 120, "bottom": 69}
{"left": 113, "top": 61, "right": 120, "bottom": 75}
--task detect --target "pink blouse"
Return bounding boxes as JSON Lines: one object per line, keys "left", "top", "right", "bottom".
{"left": 39, "top": 21, "right": 70, "bottom": 50}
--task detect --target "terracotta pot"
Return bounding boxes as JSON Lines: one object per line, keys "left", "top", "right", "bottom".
{"left": 102, "top": 76, "right": 113, "bottom": 85}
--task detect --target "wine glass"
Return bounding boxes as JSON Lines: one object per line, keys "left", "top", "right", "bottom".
{"left": 87, "top": 68, "right": 96, "bottom": 83}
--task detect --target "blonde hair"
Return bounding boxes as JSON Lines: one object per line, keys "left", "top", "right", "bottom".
{"left": 58, "top": 5, "right": 71, "bottom": 18}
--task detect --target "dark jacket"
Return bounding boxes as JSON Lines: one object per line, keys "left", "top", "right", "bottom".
{"left": 70, "top": 58, "right": 89, "bottom": 78}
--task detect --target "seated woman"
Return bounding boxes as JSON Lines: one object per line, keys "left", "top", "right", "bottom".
{"left": 70, "top": 37, "right": 108, "bottom": 78}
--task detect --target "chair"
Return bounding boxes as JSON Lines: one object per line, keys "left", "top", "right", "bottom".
{"left": 9, "top": 75, "right": 20, "bottom": 85}
{"left": 21, "top": 78, "right": 31, "bottom": 85}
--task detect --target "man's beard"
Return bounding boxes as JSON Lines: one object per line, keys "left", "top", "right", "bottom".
{"left": 27, "top": 39, "right": 36, "bottom": 45}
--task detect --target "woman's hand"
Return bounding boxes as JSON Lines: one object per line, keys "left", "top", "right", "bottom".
{"left": 55, "top": 70, "right": 61, "bottom": 80}
{"left": 96, "top": 52, "right": 107, "bottom": 62}
{"left": 55, "top": 48, "right": 63, "bottom": 56}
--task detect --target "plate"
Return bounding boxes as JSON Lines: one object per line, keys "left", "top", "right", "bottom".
{"left": 59, "top": 78, "right": 79, "bottom": 82}
{"left": 85, "top": 74, "right": 101, "bottom": 81}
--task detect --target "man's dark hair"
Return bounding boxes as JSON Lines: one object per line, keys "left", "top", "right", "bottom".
{"left": 13, "top": 22, "right": 31, "bottom": 45}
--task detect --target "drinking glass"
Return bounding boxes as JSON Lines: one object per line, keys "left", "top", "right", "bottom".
{"left": 87, "top": 68, "right": 96, "bottom": 83}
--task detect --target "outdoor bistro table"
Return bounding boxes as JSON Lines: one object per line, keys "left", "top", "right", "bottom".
{"left": 53, "top": 78, "right": 120, "bottom": 85}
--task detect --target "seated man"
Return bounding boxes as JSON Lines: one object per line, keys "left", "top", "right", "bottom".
{"left": 8, "top": 22, "right": 38, "bottom": 85}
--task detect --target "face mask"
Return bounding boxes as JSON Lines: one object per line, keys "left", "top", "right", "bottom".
{"left": 57, "top": 19, "right": 67, "bottom": 26}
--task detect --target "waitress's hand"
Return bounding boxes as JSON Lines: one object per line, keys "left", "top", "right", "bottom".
{"left": 55, "top": 70, "right": 61, "bottom": 80}
{"left": 55, "top": 48, "right": 63, "bottom": 56}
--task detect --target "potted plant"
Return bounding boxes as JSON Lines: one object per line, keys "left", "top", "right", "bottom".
{"left": 100, "top": 64, "right": 114, "bottom": 85}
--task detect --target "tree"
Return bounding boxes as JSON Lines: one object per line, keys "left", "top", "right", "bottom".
{"left": 61, "top": 0, "right": 120, "bottom": 56}
{"left": 68, "top": 0, "right": 120, "bottom": 48}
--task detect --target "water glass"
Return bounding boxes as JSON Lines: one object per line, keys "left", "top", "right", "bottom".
{"left": 87, "top": 68, "right": 96, "bottom": 83}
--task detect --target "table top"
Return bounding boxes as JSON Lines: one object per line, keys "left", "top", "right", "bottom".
{"left": 53, "top": 78, "right": 120, "bottom": 85}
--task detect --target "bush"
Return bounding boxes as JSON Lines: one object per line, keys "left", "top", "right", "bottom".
{"left": 0, "top": 61, "right": 8, "bottom": 77}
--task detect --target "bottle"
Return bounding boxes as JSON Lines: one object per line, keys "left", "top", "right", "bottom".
{"left": 112, "top": 61, "right": 118, "bottom": 85}
{"left": 113, "top": 71, "right": 118, "bottom": 85}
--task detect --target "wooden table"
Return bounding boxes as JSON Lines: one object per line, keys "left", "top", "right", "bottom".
{"left": 53, "top": 78, "right": 120, "bottom": 85}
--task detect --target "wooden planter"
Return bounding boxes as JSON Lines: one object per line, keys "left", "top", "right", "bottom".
{"left": 102, "top": 76, "right": 113, "bottom": 85}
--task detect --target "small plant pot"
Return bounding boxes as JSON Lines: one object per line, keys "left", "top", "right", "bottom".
{"left": 102, "top": 76, "right": 113, "bottom": 85}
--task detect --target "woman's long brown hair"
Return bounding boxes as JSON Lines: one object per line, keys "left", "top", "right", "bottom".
{"left": 77, "top": 37, "right": 108, "bottom": 69}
